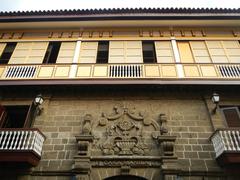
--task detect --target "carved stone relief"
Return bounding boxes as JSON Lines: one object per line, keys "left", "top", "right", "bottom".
{"left": 82, "top": 114, "right": 93, "bottom": 135}
{"left": 73, "top": 103, "right": 178, "bottom": 178}
{"left": 97, "top": 104, "right": 161, "bottom": 156}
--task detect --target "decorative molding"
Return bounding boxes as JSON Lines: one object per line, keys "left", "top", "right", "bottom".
{"left": 158, "top": 136, "right": 176, "bottom": 157}
{"left": 91, "top": 159, "right": 161, "bottom": 167}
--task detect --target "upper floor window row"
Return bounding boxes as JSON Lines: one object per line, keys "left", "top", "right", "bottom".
{"left": 0, "top": 41, "right": 169, "bottom": 64}
{"left": 1, "top": 40, "right": 240, "bottom": 64}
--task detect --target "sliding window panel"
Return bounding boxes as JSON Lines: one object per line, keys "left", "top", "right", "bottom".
{"left": 155, "top": 41, "right": 174, "bottom": 63}
{"left": 56, "top": 42, "right": 76, "bottom": 63}
{"left": 222, "top": 41, "right": 240, "bottom": 63}
{"left": 78, "top": 42, "right": 98, "bottom": 63}
{"left": 190, "top": 41, "right": 211, "bottom": 63}
{"left": 0, "top": 43, "right": 6, "bottom": 57}
{"left": 125, "top": 41, "right": 143, "bottom": 63}
{"left": 177, "top": 42, "right": 194, "bottom": 63}
{"left": 109, "top": 41, "right": 125, "bottom": 63}
{"left": 27, "top": 42, "right": 49, "bottom": 64}
{"left": 8, "top": 42, "right": 31, "bottom": 64}
{"left": 206, "top": 41, "right": 228, "bottom": 63}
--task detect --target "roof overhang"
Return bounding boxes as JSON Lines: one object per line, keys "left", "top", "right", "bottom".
{"left": 0, "top": 19, "right": 240, "bottom": 30}
{"left": 0, "top": 8, "right": 240, "bottom": 29}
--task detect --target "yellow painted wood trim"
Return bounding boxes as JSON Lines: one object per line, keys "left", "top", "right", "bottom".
{"left": 0, "top": 43, "right": 6, "bottom": 57}
{"left": 54, "top": 66, "right": 71, "bottom": 77}
{"left": 1, "top": 36, "right": 240, "bottom": 43}
{"left": 177, "top": 42, "right": 194, "bottom": 63}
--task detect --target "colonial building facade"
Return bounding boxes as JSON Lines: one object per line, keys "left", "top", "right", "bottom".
{"left": 0, "top": 8, "right": 240, "bottom": 180}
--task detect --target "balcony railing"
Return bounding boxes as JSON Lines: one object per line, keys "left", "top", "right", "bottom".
{"left": 0, "top": 128, "right": 45, "bottom": 166}
{"left": 5, "top": 65, "right": 37, "bottom": 79}
{"left": 210, "top": 128, "right": 240, "bottom": 166}
{"left": 0, "top": 63, "right": 240, "bottom": 82}
{"left": 216, "top": 65, "right": 240, "bottom": 78}
{"left": 109, "top": 64, "right": 143, "bottom": 78}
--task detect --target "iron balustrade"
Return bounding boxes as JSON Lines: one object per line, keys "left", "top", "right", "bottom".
{"left": 5, "top": 65, "right": 37, "bottom": 78}
{"left": 109, "top": 64, "right": 143, "bottom": 78}
{"left": 216, "top": 65, "right": 240, "bottom": 78}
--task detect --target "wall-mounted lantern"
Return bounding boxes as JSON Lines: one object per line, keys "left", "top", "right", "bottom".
{"left": 33, "top": 94, "right": 44, "bottom": 115}
{"left": 211, "top": 92, "right": 220, "bottom": 114}
{"left": 34, "top": 94, "right": 44, "bottom": 106}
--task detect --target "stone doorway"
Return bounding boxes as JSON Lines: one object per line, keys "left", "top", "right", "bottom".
{"left": 104, "top": 175, "right": 147, "bottom": 180}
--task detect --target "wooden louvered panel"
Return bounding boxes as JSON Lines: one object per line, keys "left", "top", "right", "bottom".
{"left": 206, "top": 41, "right": 228, "bottom": 63}
{"left": 222, "top": 41, "right": 240, "bottom": 48}
{"left": 209, "top": 49, "right": 226, "bottom": 56}
{"left": 206, "top": 41, "right": 222, "bottom": 48}
{"left": 56, "top": 42, "right": 76, "bottom": 63}
{"left": 190, "top": 41, "right": 211, "bottom": 63}
{"left": 222, "top": 41, "right": 240, "bottom": 63}
{"left": 125, "top": 41, "right": 143, "bottom": 63}
{"left": 9, "top": 42, "right": 48, "bottom": 64}
{"left": 222, "top": 107, "right": 240, "bottom": 127}
{"left": 178, "top": 42, "right": 194, "bottom": 63}
{"left": 109, "top": 41, "right": 125, "bottom": 63}
{"left": 8, "top": 42, "right": 31, "bottom": 64}
{"left": 27, "top": 42, "right": 49, "bottom": 64}
{"left": 109, "top": 41, "right": 143, "bottom": 63}
{"left": 155, "top": 41, "right": 174, "bottom": 63}
{"left": 78, "top": 42, "right": 98, "bottom": 63}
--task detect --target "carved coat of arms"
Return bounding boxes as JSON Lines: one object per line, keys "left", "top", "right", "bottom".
{"left": 97, "top": 104, "right": 163, "bottom": 156}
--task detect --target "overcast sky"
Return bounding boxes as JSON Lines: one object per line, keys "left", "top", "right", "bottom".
{"left": 0, "top": 0, "right": 240, "bottom": 12}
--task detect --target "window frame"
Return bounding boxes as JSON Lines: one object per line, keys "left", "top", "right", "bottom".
{"left": 96, "top": 41, "right": 109, "bottom": 64}
{"left": 0, "top": 103, "right": 36, "bottom": 128}
{"left": 142, "top": 41, "right": 157, "bottom": 63}
{"left": 0, "top": 42, "right": 17, "bottom": 64}
{"left": 43, "top": 41, "right": 62, "bottom": 64}
{"left": 220, "top": 106, "right": 240, "bottom": 128}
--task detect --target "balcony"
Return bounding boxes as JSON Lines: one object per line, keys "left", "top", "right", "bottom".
{"left": 0, "top": 63, "right": 240, "bottom": 85}
{"left": 210, "top": 128, "right": 240, "bottom": 167}
{"left": 0, "top": 128, "right": 45, "bottom": 166}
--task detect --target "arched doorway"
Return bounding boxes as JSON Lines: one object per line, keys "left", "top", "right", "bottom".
{"left": 104, "top": 175, "right": 147, "bottom": 180}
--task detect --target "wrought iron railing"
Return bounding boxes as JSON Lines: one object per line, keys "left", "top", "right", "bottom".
{"left": 216, "top": 65, "right": 240, "bottom": 78}
{"left": 109, "top": 64, "right": 143, "bottom": 78}
{"left": 5, "top": 65, "right": 37, "bottom": 78}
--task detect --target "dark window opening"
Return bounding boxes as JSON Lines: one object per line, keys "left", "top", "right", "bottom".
{"left": 43, "top": 42, "right": 61, "bottom": 64}
{"left": 0, "top": 105, "right": 30, "bottom": 128}
{"left": 221, "top": 106, "right": 240, "bottom": 127}
{"left": 96, "top": 41, "right": 109, "bottom": 63}
{"left": 0, "top": 42, "right": 17, "bottom": 64}
{"left": 142, "top": 41, "right": 157, "bottom": 63}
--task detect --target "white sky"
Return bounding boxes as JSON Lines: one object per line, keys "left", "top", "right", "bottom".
{"left": 0, "top": 0, "right": 240, "bottom": 12}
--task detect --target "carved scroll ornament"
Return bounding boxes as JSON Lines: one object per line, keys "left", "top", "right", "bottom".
{"left": 98, "top": 104, "right": 161, "bottom": 156}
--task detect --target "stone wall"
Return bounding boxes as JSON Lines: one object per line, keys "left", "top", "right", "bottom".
{"left": 1, "top": 86, "right": 239, "bottom": 180}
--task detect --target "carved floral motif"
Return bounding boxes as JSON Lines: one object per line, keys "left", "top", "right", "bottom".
{"left": 98, "top": 104, "right": 160, "bottom": 156}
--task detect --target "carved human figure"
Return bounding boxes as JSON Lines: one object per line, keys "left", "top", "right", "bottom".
{"left": 82, "top": 114, "right": 92, "bottom": 135}
{"left": 159, "top": 113, "right": 168, "bottom": 135}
